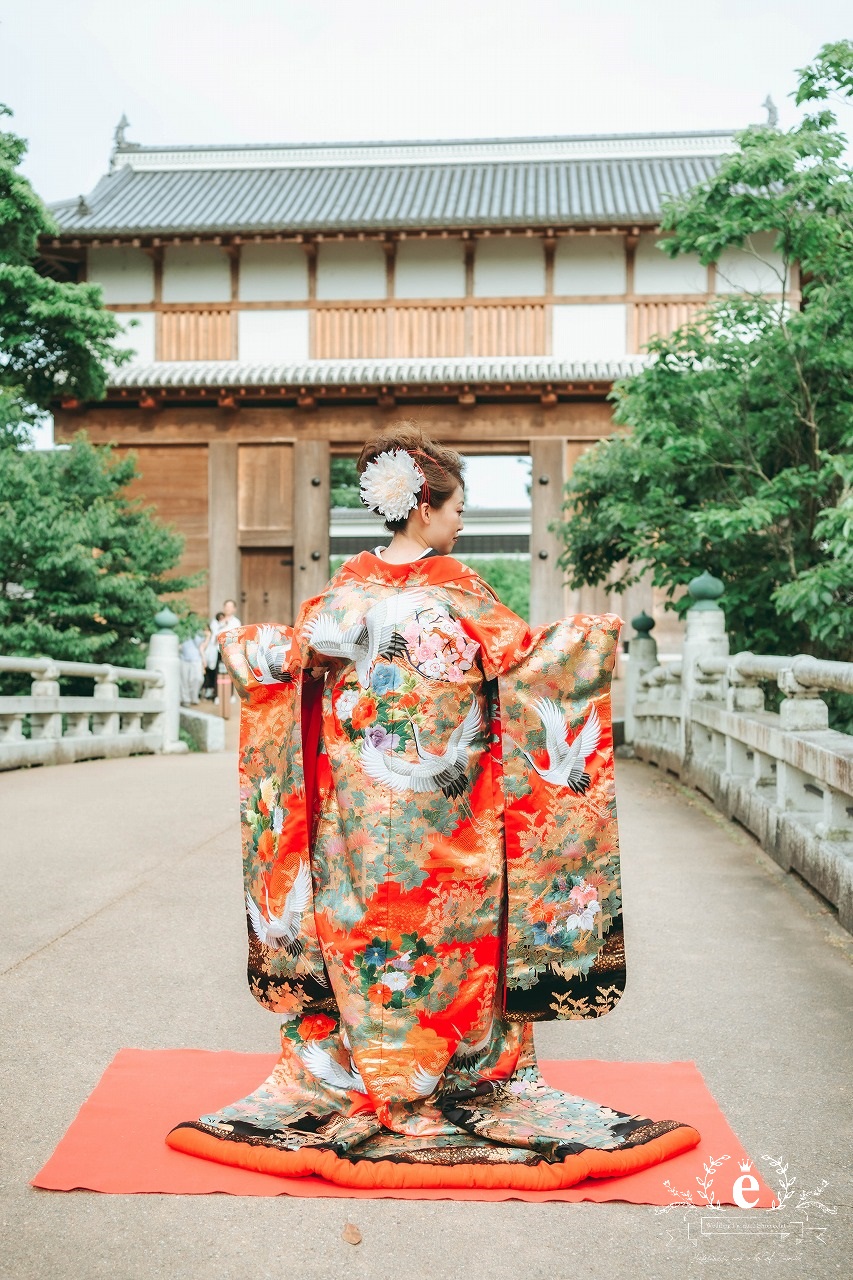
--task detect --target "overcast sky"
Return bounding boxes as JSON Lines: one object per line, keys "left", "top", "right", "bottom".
{"left": 5, "top": 0, "right": 850, "bottom": 204}
{"left": 5, "top": 1, "right": 850, "bottom": 496}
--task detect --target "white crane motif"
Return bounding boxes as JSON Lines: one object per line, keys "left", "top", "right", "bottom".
{"left": 305, "top": 590, "right": 427, "bottom": 688}
{"left": 245, "top": 861, "right": 312, "bottom": 953}
{"left": 247, "top": 624, "right": 291, "bottom": 685}
{"left": 361, "top": 698, "right": 482, "bottom": 798}
{"left": 519, "top": 698, "right": 601, "bottom": 794}
{"left": 453, "top": 1020, "right": 494, "bottom": 1063}
{"left": 300, "top": 1042, "right": 366, "bottom": 1094}
{"left": 411, "top": 1065, "right": 444, "bottom": 1098}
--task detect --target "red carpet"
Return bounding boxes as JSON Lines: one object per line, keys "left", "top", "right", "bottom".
{"left": 31, "top": 1049, "right": 775, "bottom": 1204}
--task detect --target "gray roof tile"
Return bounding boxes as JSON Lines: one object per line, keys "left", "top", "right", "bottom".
{"left": 51, "top": 137, "right": 728, "bottom": 236}
{"left": 106, "top": 356, "right": 649, "bottom": 388}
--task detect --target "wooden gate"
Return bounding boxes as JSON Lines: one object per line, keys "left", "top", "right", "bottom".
{"left": 240, "top": 549, "right": 294, "bottom": 625}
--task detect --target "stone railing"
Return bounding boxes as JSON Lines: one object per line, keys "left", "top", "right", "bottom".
{"left": 624, "top": 573, "right": 853, "bottom": 932}
{"left": 0, "top": 607, "right": 188, "bottom": 770}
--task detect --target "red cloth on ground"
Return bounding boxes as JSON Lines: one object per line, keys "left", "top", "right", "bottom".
{"left": 32, "top": 1050, "right": 775, "bottom": 1205}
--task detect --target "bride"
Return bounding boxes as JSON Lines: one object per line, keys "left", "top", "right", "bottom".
{"left": 167, "top": 422, "right": 700, "bottom": 1189}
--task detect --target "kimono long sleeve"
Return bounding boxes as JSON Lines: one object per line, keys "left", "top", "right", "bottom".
{"left": 217, "top": 614, "right": 330, "bottom": 1017}
{"left": 444, "top": 576, "right": 626, "bottom": 1021}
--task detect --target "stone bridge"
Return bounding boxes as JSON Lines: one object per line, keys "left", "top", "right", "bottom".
{"left": 2, "top": 689, "right": 850, "bottom": 1278}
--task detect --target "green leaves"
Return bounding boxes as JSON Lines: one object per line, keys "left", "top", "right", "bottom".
{"left": 0, "top": 434, "right": 204, "bottom": 672}
{"left": 0, "top": 108, "right": 131, "bottom": 443}
{"left": 794, "top": 40, "right": 853, "bottom": 107}
{"left": 555, "top": 45, "right": 853, "bottom": 666}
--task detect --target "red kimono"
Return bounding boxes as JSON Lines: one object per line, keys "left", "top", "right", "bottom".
{"left": 167, "top": 552, "right": 700, "bottom": 1188}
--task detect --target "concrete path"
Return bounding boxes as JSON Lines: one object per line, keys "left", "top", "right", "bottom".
{"left": 1, "top": 747, "right": 850, "bottom": 1280}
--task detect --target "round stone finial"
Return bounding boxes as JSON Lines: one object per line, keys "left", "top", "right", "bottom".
{"left": 687, "top": 570, "right": 724, "bottom": 611}
{"left": 631, "top": 610, "right": 655, "bottom": 634}
{"left": 153, "top": 605, "right": 179, "bottom": 635}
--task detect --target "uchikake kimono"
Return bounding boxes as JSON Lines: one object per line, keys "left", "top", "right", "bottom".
{"left": 167, "top": 552, "right": 700, "bottom": 1189}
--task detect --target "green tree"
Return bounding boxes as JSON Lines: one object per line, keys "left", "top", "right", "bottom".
{"left": 556, "top": 42, "right": 853, "bottom": 664}
{"left": 0, "top": 106, "right": 129, "bottom": 447}
{"left": 0, "top": 434, "right": 202, "bottom": 669}
{"left": 330, "top": 456, "right": 362, "bottom": 507}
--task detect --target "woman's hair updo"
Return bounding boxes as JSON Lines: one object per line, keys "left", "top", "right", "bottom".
{"left": 356, "top": 422, "right": 465, "bottom": 532}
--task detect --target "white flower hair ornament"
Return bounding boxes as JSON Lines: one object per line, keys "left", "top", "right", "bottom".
{"left": 359, "top": 449, "right": 426, "bottom": 521}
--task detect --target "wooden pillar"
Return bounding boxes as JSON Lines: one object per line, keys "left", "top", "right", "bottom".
{"left": 293, "top": 439, "right": 330, "bottom": 612}
{"left": 624, "top": 231, "right": 638, "bottom": 354}
{"left": 207, "top": 441, "right": 240, "bottom": 618}
{"left": 151, "top": 245, "right": 163, "bottom": 359}
{"left": 543, "top": 234, "right": 556, "bottom": 355}
{"left": 463, "top": 236, "right": 475, "bottom": 356}
{"left": 564, "top": 441, "right": 613, "bottom": 618}
{"left": 228, "top": 243, "right": 240, "bottom": 359}
{"left": 529, "top": 438, "right": 568, "bottom": 626}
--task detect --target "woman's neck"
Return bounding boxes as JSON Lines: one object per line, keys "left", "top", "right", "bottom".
{"left": 379, "top": 532, "right": 434, "bottom": 565}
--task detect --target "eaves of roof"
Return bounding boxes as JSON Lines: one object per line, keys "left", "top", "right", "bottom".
{"left": 102, "top": 356, "right": 649, "bottom": 390}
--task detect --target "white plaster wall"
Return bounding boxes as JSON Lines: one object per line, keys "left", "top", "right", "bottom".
{"left": 634, "top": 233, "right": 706, "bottom": 295}
{"left": 115, "top": 312, "right": 156, "bottom": 364}
{"left": 474, "top": 238, "right": 545, "bottom": 297}
{"left": 162, "top": 245, "right": 231, "bottom": 302}
{"left": 554, "top": 236, "right": 626, "bottom": 295}
{"left": 395, "top": 239, "right": 465, "bottom": 298}
{"left": 316, "top": 241, "right": 386, "bottom": 300}
{"left": 238, "top": 243, "right": 308, "bottom": 301}
{"left": 715, "top": 231, "right": 786, "bottom": 294}
{"left": 237, "top": 310, "right": 310, "bottom": 363}
{"left": 87, "top": 246, "right": 154, "bottom": 303}
{"left": 552, "top": 304, "right": 627, "bottom": 359}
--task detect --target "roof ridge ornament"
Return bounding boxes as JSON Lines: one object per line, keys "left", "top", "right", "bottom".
{"left": 110, "top": 114, "right": 139, "bottom": 171}
{"left": 762, "top": 95, "right": 779, "bottom": 128}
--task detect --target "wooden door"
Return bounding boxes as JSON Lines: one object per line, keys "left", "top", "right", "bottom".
{"left": 120, "top": 445, "right": 209, "bottom": 616}
{"left": 240, "top": 550, "right": 294, "bottom": 627}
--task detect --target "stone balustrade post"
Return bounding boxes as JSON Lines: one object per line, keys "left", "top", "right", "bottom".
{"left": 681, "top": 571, "right": 730, "bottom": 764}
{"left": 777, "top": 662, "right": 830, "bottom": 731}
{"left": 92, "top": 666, "right": 121, "bottom": 737}
{"left": 29, "top": 663, "right": 62, "bottom": 741}
{"left": 726, "top": 654, "right": 765, "bottom": 713}
{"left": 624, "top": 611, "right": 658, "bottom": 745}
{"left": 145, "top": 607, "right": 187, "bottom": 754}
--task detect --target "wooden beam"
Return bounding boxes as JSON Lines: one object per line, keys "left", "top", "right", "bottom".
{"left": 55, "top": 400, "right": 617, "bottom": 446}
{"left": 529, "top": 438, "right": 568, "bottom": 626}
{"left": 292, "top": 439, "right": 330, "bottom": 610}
{"left": 207, "top": 441, "right": 241, "bottom": 617}
{"left": 104, "top": 290, "right": 723, "bottom": 314}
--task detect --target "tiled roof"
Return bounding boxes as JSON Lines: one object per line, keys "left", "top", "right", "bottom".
{"left": 51, "top": 132, "right": 733, "bottom": 236}
{"left": 106, "top": 356, "right": 649, "bottom": 388}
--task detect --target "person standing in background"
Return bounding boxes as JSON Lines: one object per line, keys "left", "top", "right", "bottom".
{"left": 178, "top": 629, "right": 205, "bottom": 706}
{"left": 200, "top": 612, "right": 226, "bottom": 700}
{"left": 222, "top": 599, "right": 242, "bottom": 629}
{"left": 201, "top": 602, "right": 243, "bottom": 700}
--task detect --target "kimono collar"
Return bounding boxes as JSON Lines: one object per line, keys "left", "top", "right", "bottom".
{"left": 343, "top": 550, "right": 479, "bottom": 588}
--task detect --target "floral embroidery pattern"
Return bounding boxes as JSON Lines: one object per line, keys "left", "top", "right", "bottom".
{"left": 401, "top": 605, "right": 480, "bottom": 683}
{"left": 354, "top": 935, "right": 440, "bottom": 1009}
